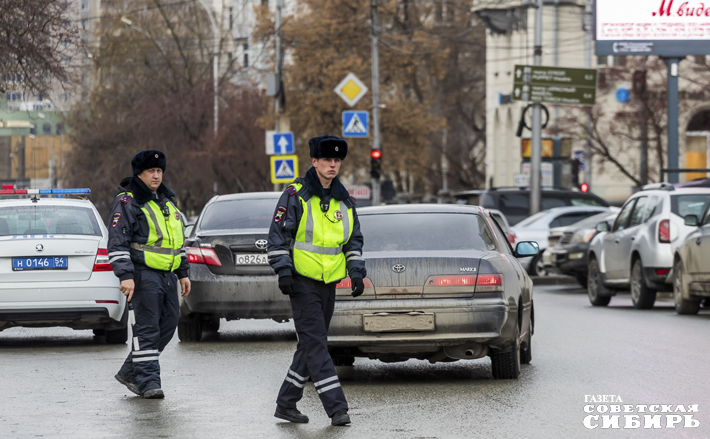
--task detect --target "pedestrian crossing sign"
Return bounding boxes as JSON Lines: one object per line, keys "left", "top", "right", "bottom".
{"left": 342, "top": 111, "right": 369, "bottom": 138}
{"left": 270, "top": 154, "right": 298, "bottom": 184}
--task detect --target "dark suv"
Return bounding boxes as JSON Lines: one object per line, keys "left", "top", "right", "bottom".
{"left": 454, "top": 188, "right": 609, "bottom": 225}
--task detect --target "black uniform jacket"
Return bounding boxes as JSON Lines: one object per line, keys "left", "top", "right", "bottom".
{"left": 107, "top": 176, "right": 189, "bottom": 282}
{"left": 267, "top": 168, "right": 366, "bottom": 282}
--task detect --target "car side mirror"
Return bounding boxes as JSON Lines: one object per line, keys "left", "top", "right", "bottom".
{"left": 684, "top": 215, "right": 699, "bottom": 227}
{"left": 515, "top": 241, "right": 539, "bottom": 257}
{"left": 595, "top": 221, "right": 609, "bottom": 232}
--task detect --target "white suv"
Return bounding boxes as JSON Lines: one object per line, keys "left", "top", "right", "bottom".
{"left": 0, "top": 190, "right": 126, "bottom": 343}
{"left": 587, "top": 184, "right": 710, "bottom": 308}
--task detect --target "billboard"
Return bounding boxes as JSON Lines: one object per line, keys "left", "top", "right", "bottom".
{"left": 595, "top": 0, "right": 710, "bottom": 56}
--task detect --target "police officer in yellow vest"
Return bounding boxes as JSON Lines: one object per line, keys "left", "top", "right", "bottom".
{"left": 268, "top": 135, "right": 366, "bottom": 426}
{"left": 108, "top": 150, "right": 191, "bottom": 399}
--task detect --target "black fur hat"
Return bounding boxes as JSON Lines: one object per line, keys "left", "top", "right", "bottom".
{"left": 308, "top": 135, "right": 348, "bottom": 160}
{"left": 131, "top": 150, "right": 166, "bottom": 175}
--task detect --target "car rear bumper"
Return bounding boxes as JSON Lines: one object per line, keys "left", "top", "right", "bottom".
{"left": 548, "top": 245, "right": 588, "bottom": 275}
{"left": 328, "top": 297, "right": 515, "bottom": 354}
{"left": 0, "top": 306, "right": 123, "bottom": 330}
{"left": 184, "top": 265, "right": 291, "bottom": 320}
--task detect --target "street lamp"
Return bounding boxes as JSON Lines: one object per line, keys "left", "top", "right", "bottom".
{"left": 195, "top": 0, "right": 219, "bottom": 137}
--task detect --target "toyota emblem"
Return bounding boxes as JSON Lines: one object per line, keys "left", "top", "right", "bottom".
{"left": 255, "top": 239, "right": 268, "bottom": 250}
{"left": 35, "top": 244, "right": 44, "bottom": 253}
{"left": 392, "top": 264, "right": 405, "bottom": 273}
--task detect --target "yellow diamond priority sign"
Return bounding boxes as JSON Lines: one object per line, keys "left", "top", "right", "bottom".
{"left": 334, "top": 73, "right": 369, "bottom": 107}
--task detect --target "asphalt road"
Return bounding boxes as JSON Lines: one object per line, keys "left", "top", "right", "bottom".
{"left": 1, "top": 284, "right": 709, "bottom": 438}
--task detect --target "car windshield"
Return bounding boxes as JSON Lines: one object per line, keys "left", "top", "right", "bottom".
{"left": 671, "top": 194, "right": 710, "bottom": 218}
{"left": 570, "top": 197, "right": 605, "bottom": 207}
{"left": 0, "top": 205, "right": 102, "bottom": 236}
{"left": 199, "top": 198, "right": 279, "bottom": 230}
{"left": 359, "top": 213, "right": 498, "bottom": 252}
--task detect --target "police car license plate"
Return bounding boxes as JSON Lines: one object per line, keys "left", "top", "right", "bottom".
{"left": 363, "top": 313, "right": 435, "bottom": 332}
{"left": 235, "top": 254, "right": 268, "bottom": 265}
{"left": 13, "top": 257, "right": 68, "bottom": 271}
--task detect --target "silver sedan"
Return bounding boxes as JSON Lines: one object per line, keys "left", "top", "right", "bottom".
{"left": 327, "top": 204, "right": 539, "bottom": 379}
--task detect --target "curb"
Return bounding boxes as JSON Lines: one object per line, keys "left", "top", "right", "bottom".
{"left": 531, "top": 275, "right": 579, "bottom": 286}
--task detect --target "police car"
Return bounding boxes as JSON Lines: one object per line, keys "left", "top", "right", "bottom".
{"left": 0, "top": 188, "right": 127, "bottom": 343}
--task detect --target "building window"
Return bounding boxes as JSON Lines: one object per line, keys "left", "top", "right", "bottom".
{"left": 56, "top": 123, "right": 65, "bottom": 135}
{"left": 262, "top": 0, "right": 268, "bottom": 6}
{"left": 244, "top": 53, "right": 248, "bottom": 67}
{"left": 30, "top": 125, "right": 37, "bottom": 135}
{"left": 82, "top": 1, "right": 88, "bottom": 9}
{"left": 43, "top": 123, "right": 52, "bottom": 135}
{"left": 229, "top": 7, "right": 233, "bottom": 30}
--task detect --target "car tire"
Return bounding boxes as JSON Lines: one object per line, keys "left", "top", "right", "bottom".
{"left": 630, "top": 258, "right": 656, "bottom": 309}
{"left": 201, "top": 314, "right": 221, "bottom": 333}
{"left": 575, "top": 274, "right": 588, "bottom": 288}
{"left": 673, "top": 259, "right": 700, "bottom": 315}
{"left": 178, "top": 313, "right": 202, "bottom": 342}
{"left": 587, "top": 258, "right": 611, "bottom": 307}
{"left": 106, "top": 324, "right": 128, "bottom": 344}
{"left": 490, "top": 325, "right": 521, "bottom": 379}
{"left": 528, "top": 254, "right": 546, "bottom": 277}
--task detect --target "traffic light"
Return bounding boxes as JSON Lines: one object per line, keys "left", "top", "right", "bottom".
{"left": 579, "top": 182, "right": 590, "bottom": 193}
{"left": 370, "top": 149, "right": 381, "bottom": 180}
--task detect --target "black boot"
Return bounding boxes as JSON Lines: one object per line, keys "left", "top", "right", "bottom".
{"left": 331, "top": 409, "right": 351, "bottom": 426}
{"left": 274, "top": 406, "right": 309, "bottom": 423}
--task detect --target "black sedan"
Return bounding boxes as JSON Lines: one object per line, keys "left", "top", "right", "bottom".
{"left": 178, "top": 192, "right": 288, "bottom": 341}
{"left": 327, "top": 204, "right": 539, "bottom": 379}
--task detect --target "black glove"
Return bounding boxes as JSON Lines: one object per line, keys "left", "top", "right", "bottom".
{"left": 278, "top": 276, "right": 294, "bottom": 295}
{"left": 351, "top": 277, "right": 365, "bottom": 297}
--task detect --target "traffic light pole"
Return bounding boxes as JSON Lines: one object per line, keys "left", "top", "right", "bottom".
{"left": 370, "top": 0, "right": 381, "bottom": 206}
{"left": 529, "top": 0, "right": 543, "bottom": 216}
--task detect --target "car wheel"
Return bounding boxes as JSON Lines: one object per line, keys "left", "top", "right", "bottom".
{"left": 587, "top": 258, "right": 611, "bottom": 307}
{"left": 529, "top": 254, "right": 546, "bottom": 277}
{"left": 178, "top": 313, "right": 202, "bottom": 342}
{"left": 106, "top": 324, "right": 128, "bottom": 344}
{"left": 201, "top": 314, "right": 221, "bottom": 333}
{"left": 520, "top": 320, "right": 532, "bottom": 365}
{"left": 491, "top": 325, "right": 521, "bottom": 379}
{"left": 575, "top": 274, "right": 588, "bottom": 288}
{"left": 673, "top": 259, "right": 700, "bottom": 315}
{"left": 630, "top": 259, "right": 656, "bottom": 309}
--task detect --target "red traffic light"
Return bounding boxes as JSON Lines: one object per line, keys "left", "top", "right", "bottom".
{"left": 370, "top": 149, "right": 381, "bottom": 159}
{"left": 579, "top": 183, "right": 589, "bottom": 193}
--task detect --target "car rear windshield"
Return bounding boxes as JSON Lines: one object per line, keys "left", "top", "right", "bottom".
{"left": 0, "top": 206, "right": 102, "bottom": 236}
{"left": 359, "top": 213, "right": 498, "bottom": 252}
{"left": 671, "top": 194, "right": 710, "bottom": 218}
{"left": 199, "top": 198, "right": 279, "bottom": 230}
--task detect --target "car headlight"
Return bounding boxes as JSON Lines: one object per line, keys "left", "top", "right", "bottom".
{"left": 571, "top": 229, "right": 596, "bottom": 244}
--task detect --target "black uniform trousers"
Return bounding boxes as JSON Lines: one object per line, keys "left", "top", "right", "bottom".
{"left": 118, "top": 269, "right": 179, "bottom": 393}
{"left": 276, "top": 275, "right": 348, "bottom": 417}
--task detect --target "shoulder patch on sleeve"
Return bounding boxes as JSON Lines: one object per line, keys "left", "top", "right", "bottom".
{"left": 285, "top": 186, "right": 297, "bottom": 196}
{"left": 274, "top": 206, "right": 287, "bottom": 223}
{"left": 111, "top": 212, "right": 122, "bottom": 227}
{"left": 350, "top": 196, "right": 357, "bottom": 204}
{"left": 120, "top": 193, "right": 133, "bottom": 204}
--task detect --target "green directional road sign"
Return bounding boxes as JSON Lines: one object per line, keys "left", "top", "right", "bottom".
{"left": 512, "top": 65, "right": 598, "bottom": 106}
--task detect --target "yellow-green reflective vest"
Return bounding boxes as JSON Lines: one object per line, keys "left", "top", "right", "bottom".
{"left": 290, "top": 183, "right": 354, "bottom": 284}
{"left": 121, "top": 192, "right": 185, "bottom": 272}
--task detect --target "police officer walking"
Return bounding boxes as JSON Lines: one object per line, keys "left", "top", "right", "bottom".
{"left": 109, "top": 150, "right": 191, "bottom": 399}
{"left": 268, "top": 135, "right": 366, "bottom": 426}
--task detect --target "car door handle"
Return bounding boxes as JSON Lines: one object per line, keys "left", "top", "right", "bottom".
{"left": 615, "top": 239, "right": 620, "bottom": 244}
{"left": 630, "top": 237, "right": 635, "bottom": 241}
{"left": 697, "top": 238, "right": 702, "bottom": 245}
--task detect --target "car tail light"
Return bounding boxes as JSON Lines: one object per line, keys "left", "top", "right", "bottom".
{"left": 507, "top": 234, "right": 516, "bottom": 244}
{"left": 93, "top": 248, "right": 113, "bottom": 272}
{"left": 474, "top": 274, "right": 504, "bottom": 292}
{"left": 96, "top": 300, "right": 119, "bottom": 304}
{"left": 655, "top": 268, "right": 670, "bottom": 276}
{"left": 658, "top": 219, "right": 670, "bottom": 243}
{"left": 427, "top": 275, "right": 477, "bottom": 286}
{"left": 186, "top": 246, "right": 222, "bottom": 267}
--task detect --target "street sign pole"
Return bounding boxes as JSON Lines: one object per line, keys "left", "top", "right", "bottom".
{"left": 665, "top": 58, "right": 681, "bottom": 184}
{"left": 370, "top": 0, "right": 381, "bottom": 206}
{"left": 530, "top": 0, "right": 543, "bottom": 216}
